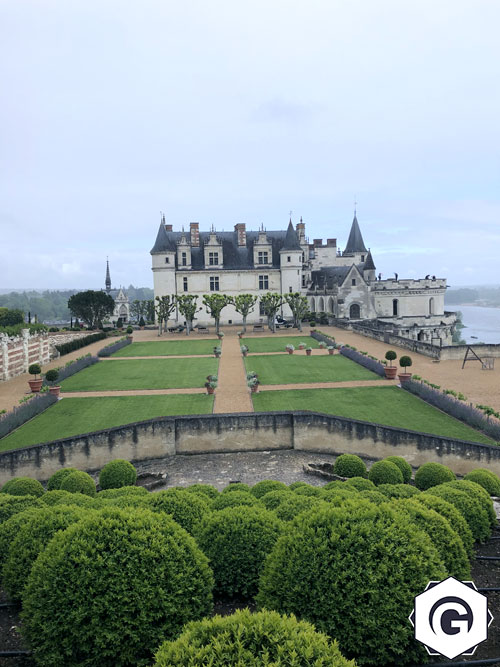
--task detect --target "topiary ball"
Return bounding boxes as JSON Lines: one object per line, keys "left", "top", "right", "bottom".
{"left": 274, "top": 495, "right": 325, "bottom": 522}
{"left": 333, "top": 454, "right": 367, "bottom": 478}
{"left": 98, "top": 486, "right": 148, "bottom": 499}
{"left": 357, "top": 490, "right": 388, "bottom": 505}
{"left": 444, "top": 480, "right": 497, "bottom": 529}
{"left": 221, "top": 482, "right": 251, "bottom": 494}
{"left": 21, "top": 508, "right": 214, "bottom": 666}
{"left": 0, "top": 495, "right": 44, "bottom": 525}
{"left": 153, "top": 608, "right": 355, "bottom": 666}
{"left": 41, "top": 490, "right": 99, "bottom": 508}
{"left": 413, "top": 494, "right": 474, "bottom": 556}
{"left": 257, "top": 503, "right": 446, "bottom": 666}
{"left": 414, "top": 462, "right": 456, "bottom": 491}
{"left": 250, "top": 480, "right": 288, "bottom": 498}
{"left": 0, "top": 507, "right": 44, "bottom": 568}
{"left": 147, "top": 489, "right": 211, "bottom": 535}
{"left": 60, "top": 470, "right": 96, "bottom": 497}
{"left": 342, "top": 477, "right": 375, "bottom": 491}
{"left": 47, "top": 468, "right": 79, "bottom": 491}
{"left": 464, "top": 469, "right": 500, "bottom": 497}
{"left": 383, "top": 456, "right": 413, "bottom": 483}
{"left": 368, "top": 460, "right": 404, "bottom": 486}
{"left": 0, "top": 477, "right": 45, "bottom": 498}
{"left": 99, "top": 459, "right": 137, "bottom": 490}
{"left": 185, "top": 484, "right": 219, "bottom": 500}
{"left": 260, "top": 489, "right": 293, "bottom": 511}
{"left": 293, "top": 485, "right": 323, "bottom": 497}
{"left": 212, "top": 490, "right": 260, "bottom": 511}
{"left": 377, "top": 484, "right": 421, "bottom": 499}
{"left": 197, "top": 506, "right": 283, "bottom": 598}
{"left": 425, "top": 484, "right": 491, "bottom": 542}
{"left": 288, "top": 481, "right": 309, "bottom": 490}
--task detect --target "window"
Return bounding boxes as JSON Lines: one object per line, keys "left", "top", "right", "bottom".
{"left": 257, "top": 251, "right": 268, "bottom": 264}
{"left": 302, "top": 274, "right": 306, "bottom": 288}
{"left": 259, "top": 300, "right": 266, "bottom": 315}
{"left": 210, "top": 276, "right": 220, "bottom": 291}
{"left": 287, "top": 256, "right": 291, "bottom": 262}
{"left": 209, "top": 251, "right": 219, "bottom": 266}
{"left": 183, "top": 277, "right": 188, "bottom": 292}
{"left": 393, "top": 299, "right": 398, "bottom": 316}
{"left": 352, "top": 278, "right": 356, "bottom": 286}
{"left": 361, "top": 255, "right": 365, "bottom": 262}
{"left": 302, "top": 252, "right": 305, "bottom": 263}
{"left": 165, "top": 257, "right": 169, "bottom": 264}
{"left": 289, "top": 286, "right": 293, "bottom": 293}
{"left": 181, "top": 252, "right": 187, "bottom": 266}
{"left": 259, "top": 275, "right": 269, "bottom": 290}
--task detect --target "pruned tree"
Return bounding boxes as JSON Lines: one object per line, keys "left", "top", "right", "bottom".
{"left": 202, "top": 294, "right": 232, "bottom": 334}
{"left": 232, "top": 294, "right": 258, "bottom": 333}
{"left": 154, "top": 295, "right": 177, "bottom": 336}
{"left": 130, "top": 299, "right": 146, "bottom": 323}
{"left": 68, "top": 291, "right": 115, "bottom": 329}
{"left": 145, "top": 299, "right": 155, "bottom": 323}
{"left": 260, "top": 293, "right": 283, "bottom": 332}
{"left": 176, "top": 294, "right": 201, "bottom": 335}
{"left": 284, "top": 292, "right": 309, "bottom": 331}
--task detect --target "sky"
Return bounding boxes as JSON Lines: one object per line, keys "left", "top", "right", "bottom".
{"left": 1, "top": 0, "right": 499, "bottom": 290}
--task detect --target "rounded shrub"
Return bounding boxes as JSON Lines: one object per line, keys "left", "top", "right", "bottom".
{"left": 47, "top": 468, "right": 79, "bottom": 491}
{"left": 288, "top": 481, "right": 308, "bottom": 490}
{"left": 321, "top": 490, "right": 363, "bottom": 507}
{"left": 60, "top": 470, "right": 96, "bottom": 497}
{"left": 99, "top": 459, "right": 137, "bottom": 490}
{"left": 104, "top": 494, "right": 150, "bottom": 509}
{"left": 257, "top": 503, "right": 446, "bottom": 666}
{"left": 0, "top": 495, "right": 44, "bottom": 524}
{"left": 275, "top": 495, "right": 324, "bottom": 522}
{"left": 357, "top": 490, "right": 388, "bottom": 505}
{"left": 293, "top": 484, "right": 323, "bottom": 497}
{"left": 333, "top": 454, "right": 367, "bottom": 479}
{"left": 222, "top": 482, "right": 251, "bottom": 494}
{"left": 0, "top": 477, "right": 44, "bottom": 498}
{"left": 413, "top": 493, "right": 474, "bottom": 556}
{"left": 147, "top": 489, "right": 211, "bottom": 535}
{"left": 383, "top": 456, "right": 412, "bottom": 483}
{"left": 0, "top": 507, "right": 44, "bottom": 567}
{"left": 212, "top": 490, "right": 259, "bottom": 511}
{"left": 41, "top": 489, "right": 99, "bottom": 508}
{"left": 444, "top": 480, "right": 497, "bottom": 529}
{"left": 197, "top": 506, "right": 283, "bottom": 598}
{"left": 425, "top": 484, "right": 491, "bottom": 542}
{"left": 260, "top": 489, "right": 293, "bottom": 511}
{"left": 250, "top": 480, "right": 288, "bottom": 498}
{"left": 415, "top": 462, "right": 456, "bottom": 491}
{"left": 343, "top": 477, "right": 374, "bottom": 491}
{"left": 368, "top": 460, "right": 404, "bottom": 486}
{"left": 22, "top": 508, "right": 214, "bottom": 666}
{"left": 377, "top": 484, "right": 421, "bottom": 499}
{"left": 185, "top": 484, "right": 219, "bottom": 500}
{"left": 464, "top": 469, "right": 500, "bottom": 497}
{"left": 153, "top": 608, "right": 355, "bottom": 667}
{"left": 98, "top": 486, "right": 148, "bottom": 499}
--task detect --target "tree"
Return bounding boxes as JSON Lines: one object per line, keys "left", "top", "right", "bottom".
{"left": 232, "top": 294, "right": 258, "bottom": 333}
{"left": 176, "top": 295, "right": 201, "bottom": 335}
{"left": 145, "top": 299, "right": 155, "bottom": 323}
{"left": 154, "top": 295, "right": 177, "bottom": 336}
{"left": 202, "top": 294, "right": 232, "bottom": 334}
{"left": 0, "top": 308, "right": 24, "bottom": 327}
{"left": 284, "top": 293, "right": 309, "bottom": 331}
{"left": 130, "top": 300, "right": 146, "bottom": 323}
{"left": 67, "top": 291, "right": 114, "bottom": 329}
{"left": 260, "top": 293, "right": 283, "bottom": 332}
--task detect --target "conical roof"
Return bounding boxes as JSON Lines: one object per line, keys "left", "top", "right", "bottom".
{"left": 105, "top": 260, "right": 111, "bottom": 292}
{"left": 344, "top": 214, "right": 367, "bottom": 253}
{"left": 363, "top": 250, "right": 376, "bottom": 270}
{"left": 281, "top": 219, "right": 302, "bottom": 251}
{"left": 150, "top": 222, "right": 177, "bottom": 253}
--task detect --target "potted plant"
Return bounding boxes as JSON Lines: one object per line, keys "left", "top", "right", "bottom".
{"left": 327, "top": 345, "right": 335, "bottom": 355}
{"left": 28, "top": 364, "right": 43, "bottom": 392}
{"left": 139, "top": 316, "right": 145, "bottom": 330}
{"left": 241, "top": 345, "right": 249, "bottom": 357}
{"left": 305, "top": 347, "right": 313, "bottom": 356}
{"left": 398, "top": 356, "right": 413, "bottom": 383}
{"left": 247, "top": 371, "right": 258, "bottom": 381}
{"left": 384, "top": 350, "right": 398, "bottom": 379}
{"left": 217, "top": 331, "right": 225, "bottom": 340}
{"left": 126, "top": 325, "right": 133, "bottom": 339}
{"left": 45, "top": 368, "right": 61, "bottom": 398}
{"left": 237, "top": 331, "right": 244, "bottom": 339}
{"left": 285, "top": 344, "right": 295, "bottom": 355}
{"left": 247, "top": 377, "right": 259, "bottom": 393}
{"left": 214, "top": 346, "right": 222, "bottom": 358}
{"left": 205, "top": 380, "right": 217, "bottom": 395}
{"left": 309, "top": 320, "right": 316, "bottom": 329}
{"left": 298, "top": 342, "right": 306, "bottom": 350}
{"left": 318, "top": 341, "right": 327, "bottom": 350}
{"left": 206, "top": 374, "right": 218, "bottom": 382}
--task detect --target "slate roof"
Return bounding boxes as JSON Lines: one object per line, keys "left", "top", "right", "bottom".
{"left": 343, "top": 215, "right": 367, "bottom": 254}
{"left": 281, "top": 220, "right": 302, "bottom": 251}
{"left": 310, "top": 266, "right": 353, "bottom": 289}
{"left": 363, "top": 250, "right": 376, "bottom": 270}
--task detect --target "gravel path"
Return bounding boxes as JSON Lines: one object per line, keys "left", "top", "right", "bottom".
{"left": 213, "top": 333, "right": 253, "bottom": 413}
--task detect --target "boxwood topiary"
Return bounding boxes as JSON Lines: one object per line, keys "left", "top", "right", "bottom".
{"left": 333, "top": 454, "right": 367, "bottom": 479}
{"left": 0, "top": 477, "right": 45, "bottom": 498}
{"left": 383, "top": 456, "right": 412, "bottom": 483}
{"left": 250, "top": 480, "right": 288, "bottom": 498}
{"left": 212, "top": 490, "right": 260, "bottom": 511}
{"left": 288, "top": 481, "right": 309, "bottom": 490}
{"left": 47, "top": 468, "right": 79, "bottom": 491}
{"left": 293, "top": 485, "right": 323, "bottom": 497}
{"left": 274, "top": 495, "right": 325, "bottom": 522}
{"left": 41, "top": 490, "right": 99, "bottom": 508}
{"left": 413, "top": 494, "right": 474, "bottom": 556}
{"left": 153, "top": 608, "right": 356, "bottom": 666}
{"left": 260, "top": 489, "right": 293, "bottom": 511}
{"left": 342, "top": 477, "right": 374, "bottom": 491}
{"left": 357, "top": 490, "right": 388, "bottom": 505}
{"left": 98, "top": 486, "right": 148, "bottom": 499}
{"left": 464, "top": 469, "right": 500, "bottom": 497}
{"left": 0, "top": 507, "right": 44, "bottom": 567}
{"left": 414, "top": 462, "right": 456, "bottom": 491}
{"left": 257, "top": 502, "right": 446, "bottom": 666}
{"left": 185, "top": 484, "right": 219, "bottom": 499}
{"left": 99, "top": 459, "right": 137, "bottom": 490}
{"left": 147, "top": 489, "right": 211, "bottom": 535}
{"left": 377, "top": 484, "right": 421, "bottom": 499}
{"left": 21, "top": 507, "right": 214, "bottom": 667}
{"left": 222, "top": 482, "right": 251, "bottom": 494}
{"left": 0, "top": 495, "right": 44, "bottom": 525}
{"left": 197, "top": 506, "right": 283, "bottom": 598}
{"left": 60, "top": 470, "right": 96, "bottom": 497}
{"left": 368, "top": 460, "right": 404, "bottom": 486}
{"left": 443, "top": 480, "right": 497, "bottom": 529}
{"left": 425, "top": 484, "right": 491, "bottom": 542}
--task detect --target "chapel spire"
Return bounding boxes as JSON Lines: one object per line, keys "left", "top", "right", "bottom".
{"left": 344, "top": 212, "right": 368, "bottom": 254}
{"left": 105, "top": 258, "right": 111, "bottom": 293}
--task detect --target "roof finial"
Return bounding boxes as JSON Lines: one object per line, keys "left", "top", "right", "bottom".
{"left": 289, "top": 210, "right": 292, "bottom": 223}
{"left": 354, "top": 196, "right": 357, "bottom": 217}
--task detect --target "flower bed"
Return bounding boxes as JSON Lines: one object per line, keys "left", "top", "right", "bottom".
{"left": 0, "top": 393, "right": 58, "bottom": 440}
{"left": 97, "top": 336, "right": 132, "bottom": 357}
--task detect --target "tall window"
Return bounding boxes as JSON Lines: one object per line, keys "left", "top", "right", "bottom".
{"left": 259, "top": 275, "right": 269, "bottom": 290}
{"left": 181, "top": 252, "right": 187, "bottom": 266}
{"left": 258, "top": 251, "right": 269, "bottom": 264}
{"left": 287, "top": 256, "right": 291, "bottom": 262}
{"left": 165, "top": 257, "right": 169, "bottom": 264}
{"left": 393, "top": 299, "right": 399, "bottom": 316}
{"left": 209, "top": 251, "right": 219, "bottom": 266}
{"left": 259, "top": 300, "right": 266, "bottom": 315}
{"left": 352, "top": 278, "right": 356, "bottom": 286}
{"left": 183, "top": 277, "right": 188, "bottom": 292}
{"left": 361, "top": 255, "right": 365, "bottom": 262}
{"left": 302, "top": 274, "right": 306, "bottom": 287}
{"left": 210, "top": 276, "right": 220, "bottom": 291}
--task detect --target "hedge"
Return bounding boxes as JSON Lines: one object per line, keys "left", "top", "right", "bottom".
{"left": 184, "top": 484, "right": 219, "bottom": 500}
{"left": 260, "top": 489, "right": 293, "bottom": 511}
{"left": 274, "top": 495, "right": 324, "bottom": 522}
{"left": 250, "top": 480, "right": 288, "bottom": 498}
{"left": 98, "top": 486, "right": 148, "bottom": 499}
{"left": 99, "top": 459, "right": 137, "bottom": 490}
{"left": 0, "top": 477, "right": 45, "bottom": 498}
{"left": 0, "top": 507, "right": 44, "bottom": 568}
{"left": 221, "top": 482, "right": 251, "bottom": 494}
{"left": 414, "top": 462, "right": 456, "bottom": 491}
{"left": 377, "top": 484, "right": 420, "bottom": 499}
{"left": 0, "top": 392, "right": 57, "bottom": 440}
{"left": 0, "top": 495, "right": 44, "bottom": 525}
{"left": 357, "top": 489, "right": 388, "bottom": 504}
{"left": 97, "top": 336, "right": 132, "bottom": 357}
{"left": 464, "top": 468, "right": 500, "bottom": 496}
{"left": 40, "top": 489, "right": 99, "bottom": 508}
{"left": 212, "top": 490, "right": 260, "bottom": 511}
{"left": 55, "top": 331, "right": 106, "bottom": 356}
{"left": 342, "top": 477, "right": 375, "bottom": 491}
{"left": 339, "top": 346, "right": 386, "bottom": 377}
{"left": 425, "top": 484, "right": 491, "bottom": 542}
{"left": 42, "top": 354, "right": 98, "bottom": 386}
{"left": 444, "top": 480, "right": 497, "bottom": 529}
{"left": 333, "top": 454, "right": 367, "bottom": 479}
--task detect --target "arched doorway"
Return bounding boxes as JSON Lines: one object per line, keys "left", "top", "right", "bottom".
{"left": 310, "top": 297, "right": 316, "bottom": 312}
{"left": 327, "top": 297, "right": 334, "bottom": 314}
{"left": 318, "top": 297, "right": 324, "bottom": 311}
{"left": 349, "top": 303, "right": 360, "bottom": 319}
{"left": 429, "top": 297, "right": 434, "bottom": 315}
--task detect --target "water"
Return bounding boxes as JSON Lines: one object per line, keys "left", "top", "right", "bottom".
{"left": 448, "top": 305, "right": 500, "bottom": 344}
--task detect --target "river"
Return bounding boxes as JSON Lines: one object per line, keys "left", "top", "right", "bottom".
{"left": 447, "top": 305, "right": 500, "bottom": 344}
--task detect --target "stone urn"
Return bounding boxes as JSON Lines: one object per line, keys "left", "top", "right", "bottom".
{"left": 28, "top": 378, "right": 43, "bottom": 392}
{"left": 398, "top": 372, "right": 412, "bottom": 384}
{"left": 384, "top": 366, "right": 398, "bottom": 380}
{"left": 49, "top": 385, "right": 61, "bottom": 398}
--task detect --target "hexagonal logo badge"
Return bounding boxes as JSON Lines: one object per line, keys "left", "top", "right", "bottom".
{"left": 409, "top": 577, "right": 494, "bottom": 659}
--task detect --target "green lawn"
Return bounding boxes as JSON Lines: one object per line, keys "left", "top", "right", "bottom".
{"left": 244, "top": 336, "right": 320, "bottom": 353}
{"left": 113, "top": 339, "right": 218, "bottom": 357}
{"left": 245, "top": 354, "right": 378, "bottom": 385}
{"left": 252, "top": 386, "right": 496, "bottom": 445}
{"left": 0, "top": 395, "right": 215, "bottom": 450}
{"left": 60, "top": 358, "right": 219, "bottom": 391}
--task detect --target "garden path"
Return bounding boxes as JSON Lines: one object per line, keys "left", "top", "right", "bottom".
{"left": 213, "top": 333, "right": 253, "bottom": 413}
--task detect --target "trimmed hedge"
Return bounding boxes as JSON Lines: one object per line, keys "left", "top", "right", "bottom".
{"left": 212, "top": 491, "right": 260, "bottom": 511}
{"left": 260, "top": 489, "right": 293, "bottom": 511}
{"left": 357, "top": 489, "right": 388, "bottom": 505}
{"left": 0, "top": 477, "right": 45, "bottom": 498}
{"left": 250, "top": 480, "right": 288, "bottom": 498}
{"left": 464, "top": 468, "right": 500, "bottom": 496}
{"left": 368, "top": 460, "right": 404, "bottom": 486}
{"left": 444, "top": 480, "right": 497, "bottom": 529}
{"left": 384, "top": 456, "right": 412, "bottom": 483}
{"left": 0, "top": 495, "right": 44, "bottom": 524}
{"left": 377, "top": 484, "right": 421, "bottom": 499}
{"left": 40, "top": 490, "right": 99, "bottom": 508}
{"left": 288, "top": 481, "right": 309, "bottom": 490}
{"left": 60, "top": 470, "right": 97, "bottom": 497}
{"left": 413, "top": 494, "right": 475, "bottom": 557}
{"left": 153, "top": 609, "right": 355, "bottom": 667}
{"left": 197, "top": 506, "right": 283, "bottom": 598}
{"left": 99, "top": 459, "right": 137, "bottom": 490}
{"left": 147, "top": 489, "right": 211, "bottom": 535}
{"left": 340, "top": 346, "right": 385, "bottom": 376}
{"left": 415, "top": 462, "right": 456, "bottom": 491}
{"left": 293, "top": 485, "right": 323, "bottom": 497}
{"left": 21, "top": 508, "right": 214, "bottom": 666}
{"left": 97, "top": 336, "right": 132, "bottom": 357}
{"left": 425, "top": 484, "right": 491, "bottom": 542}
{"left": 42, "top": 354, "right": 98, "bottom": 387}
{"left": 0, "top": 507, "right": 44, "bottom": 568}
{"left": 333, "top": 454, "right": 367, "bottom": 479}
{"left": 47, "top": 468, "right": 79, "bottom": 491}
{"left": 0, "top": 392, "right": 57, "bottom": 440}
{"left": 55, "top": 331, "right": 106, "bottom": 356}
{"left": 323, "top": 481, "right": 359, "bottom": 493}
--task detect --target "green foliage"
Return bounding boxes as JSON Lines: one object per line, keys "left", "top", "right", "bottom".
{"left": 41, "top": 489, "right": 99, "bottom": 508}
{"left": 415, "top": 462, "right": 456, "bottom": 490}
{"left": 99, "top": 459, "right": 137, "bottom": 490}
{"left": 284, "top": 292, "right": 310, "bottom": 330}
{"left": 184, "top": 484, "right": 219, "bottom": 500}
{"left": 97, "top": 486, "right": 147, "bottom": 499}
{"left": 0, "top": 307, "right": 24, "bottom": 326}
{"left": 293, "top": 485, "right": 323, "bottom": 497}
{"left": 221, "top": 482, "right": 251, "bottom": 494}
{"left": 399, "top": 355, "right": 412, "bottom": 369}
{"left": 288, "top": 481, "right": 308, "bottom": 490}
{"left": 444, "top": 480, "right": 497, "bottom": 529}
{"left": 368, "top": 460, "right": 404, "bottom": 486}
{"left": 21, "top": 508, "right": 214, "bottom": 667}
{"left": 175, "top": 294, "right": 201, "bottom": 333}
{"left": 55, "top": 331, "right": 106, "bottom": 355}
{"left": 333, "top": 454, "right": 367, "bottom": 479}
{"left": 0, "top": 494, "right": 44, "bottom": 525}
{"left": 257, "top": 502, "right": 446, "bottom": 665}
{"left": 154, "top": 295, "right": 177, "bottom": 332}
{"left": 342, "top": 477, "right": 375, "bottom": 491}
{"left": 126, "top": 325, "right": 133, "bottom": 334}
{"left": 232, "top": 294, "right": 258, "bottom": 331}
{"left": 385, "top": 350, "right": 397, "bottom": 364}
{"left": 259, "top": 293, "right": 284, "bottom": 331}
{"left": 322, "top": 481, "right": 359, "bottom": 493}
{"left": 60, "top": 470, "right": 97, "bottom": 497}
{"left": 28, "top": 363, "right": 41, "bottom": 377}
{"left": 413, "top": 494, "right": 474, "bottom": 556}
{"left": 138, "top": 316, "right": 145, "bottom": 327}
{"left": 464, "top": 468, "right": 500, "bottom": 496}
{"left": 212, "top": 490, "right": 259, "bottom": 511}
{"left": 357, "top": 490, "right": 388, "bottom": 504}
{"left": 202, "top": 293, "right": 232, "bottom": 333}
{"left": 274, "top": 495, "right": 323, "bottom": 521}
{"left": 377, "top": 484, "right": 420, "bottom": 499}
{"left": 197, "top": 506, "right": 283, "bottom": 598}
{"left": 46, "top": 468, "right": 80, "bottom": 491}
{"left": 260, "top": 489, "right": 293, "bottom": 511}
{"left": 68, "top": 290, "right": 115, "bottom": 329}
{"left": 383, "top": 456, "right": 412, "bottom": 483}
{"left": 44, "top": 368, "right": 59, "bottom": 384}
{"left": 0, "top": 507, "right": 44, "bottom": 568}
{"left": 153, "top": 608, "right": 355, "bottom": 667}
{"left": 0, "top": 477, "right": 45, "bottom": 497}
{"left": 147, "top": 489, "right": 211, "bottom": 535}
{"left": 425, "top": 484, "right": 491, "bottom": 542}
{"left": 251, "top": 480, "right": 288, "bottom": 498}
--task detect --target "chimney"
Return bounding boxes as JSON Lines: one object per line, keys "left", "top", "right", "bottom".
{"left": 296, "top": 220, "right": 305, "bottom": 240}
{"left": 190, "top": 222, "right": 200, "bottom": 247}
{"left": 313, "top": 239, "right": 323, "bottom": 247}
{"left": 165, "top": 224, "right": 173, "bottom": 232}
{"left": 327, "top": 238, "right": 336, "bottom": 247}
{"left": 234, "top": 223, "right": 246, "bottom": 246}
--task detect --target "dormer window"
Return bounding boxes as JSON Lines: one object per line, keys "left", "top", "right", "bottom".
{"left": 352, "top": 278, "right": 356, "bottom": 286}
{"left": 182, "top": 252, "right": 187, "bottom": 266}
{"left": 361, "top": 255, "right": 365, "bottom": 262}
{"left": 258, "top": 251, "right": 269, "bottom": 264}
{"left": 209, "top": 251, "right": 219, "bottom": 266}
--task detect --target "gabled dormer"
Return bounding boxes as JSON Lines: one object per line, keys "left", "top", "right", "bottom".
{"left": 341, "top": 263, "right": 367, "bottom": 289}
{"left": 253, "top": 228, "right": 272, "bottom": 267}
{"left": 204, "top": 230, "right": 223, "bottom": 269}
{"left": 177, "top": 232, "right": 192, "bottom": 269}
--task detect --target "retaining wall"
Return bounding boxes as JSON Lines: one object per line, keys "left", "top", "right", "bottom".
{"left": 0, "top": 330, "right": 52, "bottom": 381}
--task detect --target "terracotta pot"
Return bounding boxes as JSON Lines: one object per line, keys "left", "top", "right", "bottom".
{"left": 140, "top": 326, "right": 145, "bottom": 330}
{"left": 298, "top": 345, "right": 305, "bottom": 350}
{"left": 398, "top": 372, "right": 412, "bottom": 383}
{"left": 384, "top": 366, "right": 398, "bottom": 380}
{"left": 207, "top": 386, "right": 215, "bottom": 395}
{"left": 49, "top": 385, "right": 61, "bottom": 398}
{"left": 328, "top": 349, "right": 334, "bottom": 355}
{"left": 306, "top": 349, "right": 312, "bottom": 356}
{"left": 242, "top": 351, "right": 248, "bottom": 357}
{"left": 287, "top": 349, "right": 294, "bottom": 354}
{"left": 214, "top": 353, "right": 220, "bottom": 358}
{"left": 238, "top": 335, "right": 243, "bottom": 339}
{"left": 250, "top": 384, "right": 258, "bottom": 393}
{"left": 28, "top": 379, "right": 43, "bottom": 393}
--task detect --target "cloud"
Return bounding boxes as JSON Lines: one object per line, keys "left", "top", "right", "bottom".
{"left": 252, "top": 98, "right": 314, "bottom": 123}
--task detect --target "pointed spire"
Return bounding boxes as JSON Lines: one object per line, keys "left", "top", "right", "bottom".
{"left": 105, "top": 258, "right": 111, "bottom": 293}
{"left": 344, "top": 213, "right": 367, "bottom": 253}
{"left": 282, "top": 219, "right": 302, "bottom": 251}
{"left": 363, "top": 250, "right": 376, "bottom": 270}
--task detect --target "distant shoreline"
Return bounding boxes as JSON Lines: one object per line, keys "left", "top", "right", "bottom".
{"left": 446, "top": 303, "right": 500, "bottom": 310}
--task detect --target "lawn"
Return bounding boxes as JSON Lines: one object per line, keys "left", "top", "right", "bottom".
{"left": 60, "top": 358, "right": 219, "bottom": 391}
{"left": 244, "top": 336, "right": 320, "bottom": 353}
{"left": 113, "top": 339, "right": 218, "bottom": 357}
{"left": 252, "top": 386, "right": 496, "bottom": 445}
{"left": 0, "top": 394, "right": 215, "bottom": 450}
{"left": 245, "top": 354, "right": 378, "bottom": 384}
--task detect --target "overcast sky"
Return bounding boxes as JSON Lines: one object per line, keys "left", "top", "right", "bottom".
{"left": 1, "top": 0, "right": 499, "bottom": 290}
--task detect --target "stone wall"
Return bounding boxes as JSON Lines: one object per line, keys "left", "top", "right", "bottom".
{"left": 1, "top": 411, "right": 499, "bottom": 485}
{"left": 0, "top": 330, "right": 52, "bottom": 381}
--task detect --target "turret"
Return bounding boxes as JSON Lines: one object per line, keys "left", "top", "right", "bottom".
{"left": 363, "top": 250, "right": 376, "bottom": 282}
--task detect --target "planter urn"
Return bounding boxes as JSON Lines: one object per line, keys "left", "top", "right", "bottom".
{"left": 28, "top": 379, "right": 43, "bottom": 393}
{"left": 306, "top": 349, "right": 312, "bottom": 356}
{"left": 398, "top": 372, "right": 412, "bottom": 383}
{"left": 287, "top": 349, "right": 294, "bottom": 354}
{"left": 242, "top": 350, "right": 248, "bottom": 357}
{"left": 250, "top": 384, "right": 258, "bottom": 393}
{"left": 49, "top": 385, "right": 61, "bottom": 398}
{"left": 207, "top": 386, "right": 215, "bottom": 395}
{"left": 328, "top": 349, "right": 334, "bottom": 355}
{"left": 384, "top": 366, "right": 398, "bottom": 380}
